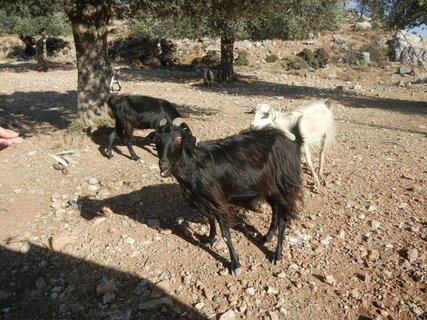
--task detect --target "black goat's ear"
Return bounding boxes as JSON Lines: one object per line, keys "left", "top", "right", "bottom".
{"left": 182, "top": 134, "right": 197, "bottom": 151}
{"left": 179, "top": 122, "right": 193, "bottom": 135}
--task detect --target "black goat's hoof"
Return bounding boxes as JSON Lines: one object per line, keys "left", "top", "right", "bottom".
{"left": 272, "top": 258, "right": 282, "bottom": 266}
{"left": 262, "top": 235, "right": 273, "bottom": 247}
{"left": 203, "top": 235, "right": 217, "bottom": 247}
{"left": 262, "top": 240, "right": 271, "bottom": 247}
{"left": 105, "top": 149, "right": 113, "bottom": 159}
{"left": 232, "top": 267, "right": 241, "bottom": 276}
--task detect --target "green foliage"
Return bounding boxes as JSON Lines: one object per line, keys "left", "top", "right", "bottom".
{"left": 235, "top": 50, "right": 249, "bottom": 66}
{"left": 5, "top": 46, "right": 26, "bottom": 59}
{"left": 127, "top": 18, "right": 151, "bottom": 38}
{"left": 202, "top": 50, "right": 221, "bottom": 65}
{"left": 299, "top": 48, "right": 315, "bottom": 66}
{"left": 341, "top": 51, "right": 360, "bottom": 66}
{"left": 314, "top": 48, "right": 330, "bottom": 68}
{"left": 282, "top": 55, "right": 309, "bottom": 70}
{"left": 249, "top": 0, "right": 345, "bottom": 40}
{"left": 353, "top": 0, "right": 427, "bottom": 29}
{"left": 360, "top": 40, "right": 389, "bottom": 64}
{"left": 67, "top": 119, "right": 86, "bottom": 135}
{"left": 298, "top": 48, "right": 330, "bottom": 69}
{"left": 265, "top": 53, "right": 279, "bottom": 63}
{"left": 0, "top": 7, "right": 70, "bottom": 37}
{"left": 124, "top": 0, "right": 346, "bottom": 42}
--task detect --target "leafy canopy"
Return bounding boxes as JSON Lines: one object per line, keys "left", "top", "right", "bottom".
{"left": 0, "top": 0, "right": 70, "bottom": 36}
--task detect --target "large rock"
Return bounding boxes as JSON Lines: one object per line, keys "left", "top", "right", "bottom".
{"left": 388, "top": 30, "right": 427, "bottom": 65}
{"left": 354, "top": 22, "right": 372, "bottom": 31}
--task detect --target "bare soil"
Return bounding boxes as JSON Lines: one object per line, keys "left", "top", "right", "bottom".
{"left": 0, "top": 34, "right": 426, "bottom": 320}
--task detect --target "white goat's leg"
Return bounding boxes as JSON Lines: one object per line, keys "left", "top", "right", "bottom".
{"left": 318, "top": 138, "right": 326, "bottom": 184}
{"left": 303, "top": 144, "right": 320, "bottom": 187}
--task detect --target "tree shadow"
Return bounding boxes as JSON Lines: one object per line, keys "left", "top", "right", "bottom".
{"left": 0, "top": 62, "right": 76, "bottom": 73}
{"left": 78, "top": 183, "right": 274, "bottom": 272}
{"left": 118, "top": 67, "right": 427, "bottom": 117}
{"left": 0, "top": 91, "right": 77, "bottom": 136}
{"left": 0, "top": 243, "right": 208, "bottom": 320}
{"left": 2, "top": 65, "right": 423, "bottom": 141}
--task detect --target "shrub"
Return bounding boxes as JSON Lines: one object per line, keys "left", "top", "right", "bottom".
{"left": 235, "top": 50, "right": 249, "bottom": 66}
{"left": 201, "top": 50, "right": 221, "bottom": 65}
{"left": 299, "top": 48, "right": 315, "bottom": 67}
{"left": 127, "top": 19, "right": 150, "bottom": 38}
{"left": 269, "top": 61, "right": 286, "bottom": 73}
{"left": 282, "top": 55, "right": 309, "bottom": 70}
{"left": 299, "top": 48, "right": 330, "bottom": 69}
{"left": 265, "top": 53, "right": 279, "bottom": 63}
{"left": 314, "top": 48, "right": 330, "bottom": 68}
{"left": 341, "top": 51, "right": 359, "bottom": 65}
{"left": 360, "top": 41, "right": 389, "bottom": 65}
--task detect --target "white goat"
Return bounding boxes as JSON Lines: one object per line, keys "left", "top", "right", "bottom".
{"left": 250, "top": 100, "right": 335, "bottom": 187}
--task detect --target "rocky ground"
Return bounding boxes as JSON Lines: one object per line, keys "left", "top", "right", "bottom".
{"left": 0, "top": 31, "right": 426, "bottom": 320}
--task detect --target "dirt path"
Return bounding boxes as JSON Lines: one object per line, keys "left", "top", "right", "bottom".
{"left": 0, "top": 62, "right": 426, "bottom": 320}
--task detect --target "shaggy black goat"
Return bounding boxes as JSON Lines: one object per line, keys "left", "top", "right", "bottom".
{"left": 106, "top": 95, "right": 182, "bottom": 161}
{"left": 155, "top": 123, "right": 303, "bottom": 275}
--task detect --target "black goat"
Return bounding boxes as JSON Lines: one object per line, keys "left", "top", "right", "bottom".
{"left": 155, "top": 123, "right": 303, "bottom": 275}
{"left": 106, "top": 95, "right": 182, "bottom": 161}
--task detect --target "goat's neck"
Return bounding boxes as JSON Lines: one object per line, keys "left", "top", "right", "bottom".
{"left": 275, "top": 111, "right": 299, "bottom": 129}
{"left": 171, "top": 149, "right": 195, "bottom": 184}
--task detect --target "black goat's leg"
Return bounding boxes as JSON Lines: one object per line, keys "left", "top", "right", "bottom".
{"left": 143, "top": 131, "right": 156, "bottom": 144}
{"left": 124, "top": 137, "right": 141, "bottom": 161}
{"left": 217, "top": 218, "right": 241, "bottom": 276}
{"left": 263, "top": 205, "right": 278, "bottom": 246}
{"left": 204, "top": 217, "right": 217, "bottom": 246}
{"left": 105, "top": 129, "right": 117, "bottom": 159}
{"left": 272, "top": 213, "right": 288, "bottom": 265}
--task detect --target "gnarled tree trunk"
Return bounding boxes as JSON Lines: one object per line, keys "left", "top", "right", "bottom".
{"left": 64, "top": 0, "right": 112, "bottom": 129}
{"left": 220, "top": 34, "right": 235, "bottom": 81}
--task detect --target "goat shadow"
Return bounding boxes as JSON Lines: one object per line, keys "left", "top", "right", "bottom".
{"left": 79, "top": 183, "right": 275, "bottom": 271}
{"left": 0, "top": 243, "right": 208, "bottom": 319}
{"left": 89, "top": 125, "right": 157, "bottom": 160}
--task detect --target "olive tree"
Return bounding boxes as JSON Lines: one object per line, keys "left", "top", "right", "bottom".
{"left": 352, "top": 0, "right": 427, "bottom": 29}
{"left": 0, "top": 1, "right": 70, "bottom": 57}
{"left": 63, "top": 0, "right": 113, "bottom": 128}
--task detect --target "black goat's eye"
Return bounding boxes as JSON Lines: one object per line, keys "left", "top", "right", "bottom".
{"left": 176, "top": 136, "right": 182, "bottom": 143}
{"left": 261, "top": 113, "right": 270, "bottom": 119}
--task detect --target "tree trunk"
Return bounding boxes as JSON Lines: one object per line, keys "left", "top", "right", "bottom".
{"left": 220, "top": 35, "right": 235, "bottom": 82}
{"left": 35, "top": 35, "right": 48, "bottom": 72}
{"left": 64, "top": 0, "right": 112, "bottom": 129}
{"left": 18, "top": 35, "right": 36, "bottom": 56}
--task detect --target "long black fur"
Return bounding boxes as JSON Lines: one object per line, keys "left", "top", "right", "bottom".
{"left": 105, "top": 94, "right": 181, "bottom": 160}
{"left": 155, "top": 123, "right": 303, "bottom": 275}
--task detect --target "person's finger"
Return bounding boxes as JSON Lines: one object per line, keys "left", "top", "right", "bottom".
{"left": 0, "top": 137, "right": 24, "bottom": 150}
{"left": 0, "top": 128, "right": 20, "bottom": 139}
{"left": 0, "top": 139, "right": 13, "bottom": 150}
{"left": 9, "top": 136, "right": 24, "bottom": 144}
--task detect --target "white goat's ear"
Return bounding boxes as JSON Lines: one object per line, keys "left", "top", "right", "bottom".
{"left": 269, "top": 106, "right": 277, "bottom": 120}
